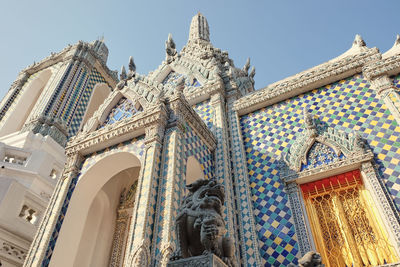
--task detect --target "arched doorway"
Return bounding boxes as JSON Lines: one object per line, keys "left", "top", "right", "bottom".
{"left": 49, "top": 152, "right": 141, "bottom": 267}
{"left": 0, "top": 69, "right": 53, "bottom": 136}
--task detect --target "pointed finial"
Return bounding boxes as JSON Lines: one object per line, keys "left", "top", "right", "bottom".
{"left": 394, "top": 34, "right": 400, "bottom": 46}
{"left": 352, "top": 34, "right": 366, "bottom": 47}
{"left": 243, "top": 58, "right": 250, "bottom": 73}
{"left": 129, "top": 56, "right": 136, "bottom": 72}
{"left": 189, "top": 12, "right": 210, "bottom": 42}
{"left": 249, "top": 66, "right": 256, "bottom": 78}
{"left": 120, "top": 66, "right": 127, "bottom": 80}
{"left": 382, "top": 34, "right": 400, "bottom": 59}
{"left": 166, "top": 33, "right": 177, "bottom": 60}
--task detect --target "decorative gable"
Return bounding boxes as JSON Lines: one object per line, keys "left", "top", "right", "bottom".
{"left": 280, "top": 109, "right": 373, "bottom": 182}
{"left": 98, "top": 97, "right": 143, "bottom": 128}
{"left": 302, "top": 142, "right": 345, "bottom": 171}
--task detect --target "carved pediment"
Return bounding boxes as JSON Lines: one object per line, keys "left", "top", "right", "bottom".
{"left": 80, "top": 89, "right": 149, "bottom": 135}
{"left": 97, "top": 97, "right": 143, "bottom": 129}
{"left": 280, "top": 109, "right": 372, "bottom": 182}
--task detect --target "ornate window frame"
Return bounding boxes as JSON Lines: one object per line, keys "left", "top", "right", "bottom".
{"left": 279, "top": 110, "right": 400, "bottom": 258}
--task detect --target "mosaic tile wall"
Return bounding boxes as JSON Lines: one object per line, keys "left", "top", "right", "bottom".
{"left": 193, "top": 100, "right": 214, "bottom": 129}
{"left": 68, "top": 68, "right": 110, "bottom": 136}
{"left": 59, "top": 67, "right": 88, "bottom": 124}
{"left": 183, "top": 123, "right": 214, "bottom": 179}
{"left": 240, "top": 74, "right": 400, "bottom": 266}
{"left": 42, "top": 137, "right": 145, "bottom": 266}
{"left": 44, "top": 63, "right": 73, "bottom": 115}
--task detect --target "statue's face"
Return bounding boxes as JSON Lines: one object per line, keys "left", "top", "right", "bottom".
{"left": 192, "top": 179, "right": 225, "bottom": 209}
{"left": 312, "top": 253, "right": 322, "bottom": 263}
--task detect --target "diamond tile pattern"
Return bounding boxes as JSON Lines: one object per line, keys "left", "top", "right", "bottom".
{"left": 183, "top": 123, "right": 214, "bottom": 179}
{"left": 193, "top": 100, "right": 214, "bottom": 129}
{"left": 240, "top": 74, "right": 400, "bottom": 266}
{"left": 68, "top": 68, "right": 110, "bottom": 136}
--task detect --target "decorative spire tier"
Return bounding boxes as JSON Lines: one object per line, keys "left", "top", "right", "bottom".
{"left": 189, "top": 12, "right": 210, "bottom": 42}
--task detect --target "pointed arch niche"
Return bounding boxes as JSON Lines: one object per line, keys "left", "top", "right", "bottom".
{"left": 49, "top": 152, "right": 141, "bottom": 267}
{"left": 185, "top": 156, "right": 205, "bottom": 185}
{"left": 279, "top": 110, "right": 400, "bottom": 265}
{"left": 0, "top": 68, "right": 53, "bottom": 137}
{"left": 80, "top": 83, "right": 111, "bottom": 131}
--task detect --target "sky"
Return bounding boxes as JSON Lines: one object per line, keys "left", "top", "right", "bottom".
{"left": 0, "top": 1, "right": 399, "bottom": 97}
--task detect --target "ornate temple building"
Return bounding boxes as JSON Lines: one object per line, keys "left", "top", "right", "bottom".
{"left": 0, "top": 12, "right": 399, "bottom": 267}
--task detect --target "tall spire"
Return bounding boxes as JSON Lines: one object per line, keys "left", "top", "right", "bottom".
{"left": 189, "top": 12, "right": 210, "bottom": 42}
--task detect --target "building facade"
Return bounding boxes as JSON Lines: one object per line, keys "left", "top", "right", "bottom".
{"left": 0, "top": 40, "right": 118, "bottom": 266}
{"left": 1, "top": 13, "right": 400, "bottom": 267}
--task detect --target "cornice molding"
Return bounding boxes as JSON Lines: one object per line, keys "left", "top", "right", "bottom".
{"left": 233, "top": 48, "right": 380, "bottom": 115}
{"left": 167, "top": 95, "right": 217, "bottom": 151}
{"left": 363, "top": 53, "right": 400, "bottom": 80}
{"left": 66, "top": 105, "right": 167, "bottom": 156}
{"left": 18, "top": 41, "right": 118, "bottom": 89}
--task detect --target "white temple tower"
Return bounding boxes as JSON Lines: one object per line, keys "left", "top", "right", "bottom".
{"left": 0, "top": 40, "right": 117, "bottom": 267}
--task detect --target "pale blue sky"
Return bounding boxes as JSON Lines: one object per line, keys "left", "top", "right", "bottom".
{"left": 0, "top": 1, "right": 399, "bottom": 96}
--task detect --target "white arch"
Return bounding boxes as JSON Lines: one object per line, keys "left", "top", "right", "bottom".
{"left": 50, "top": 152, "right": 141, "bottom": 267}
{"left": 0, "top": 69, "right": 52, "bottom": 137}
{"left": 185, "top": 156, "right": 204, "bottom": 185}
{"left": 79, "top": 83, "right": 111, "bottom": 131}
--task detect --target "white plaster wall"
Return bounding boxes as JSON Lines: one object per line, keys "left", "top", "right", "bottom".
{"left": 0, "top": 131, "right": 66, "bottom": 266}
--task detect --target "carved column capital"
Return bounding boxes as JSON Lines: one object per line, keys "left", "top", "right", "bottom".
{"left": 144, "top": 122, "right": 166, "bottom": 145}
{"left": 210, "top": 92, "right": 225, "bottom": 106}
{"left": 369, "top": 75, "right": 396, "bottom": 96}
{"left": 63, "top": 152, "right": 84, "bottom": 179}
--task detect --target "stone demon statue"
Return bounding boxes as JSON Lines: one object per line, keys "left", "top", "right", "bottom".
{"left": 288, "top": 251, "right": 324, "bottom": 267}
{"left": 170, "top": 178, "right": 237, "bottom": 267}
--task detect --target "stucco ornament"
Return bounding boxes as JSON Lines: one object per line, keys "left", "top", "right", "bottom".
{"left": 288, "top": 251, "right": 324, "bottom": 267}
{"left": 170, "top": 179, "right": 237, "bottom": 267}
{"left": 166, "top": 33, "right": 177, "bottom": 64}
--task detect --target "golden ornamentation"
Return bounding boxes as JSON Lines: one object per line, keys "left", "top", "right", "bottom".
{"left": 109, "top": 181, "right": 138, "bottom": 267}
{"left": 302, "top": 170, "right": 397, "bottom": 266}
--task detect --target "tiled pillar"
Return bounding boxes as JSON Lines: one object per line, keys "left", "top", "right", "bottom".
{"left": 369, "top": 75, "right": 400, "bottom": 126}
{"left": 23, "top": 153, "right": 83, "bottom": 267}
{"left": 285, "top": 182, "right": 313, "bottom": 255}
{"left": 152, "top": 126, "right": 183, "bottom": 266}
{"left": 125, "top": 123, "right": 165, "bottom": 267}
{"left": 227, "top": 100, "right": 262, "bottom": 267}
{"left": 210, "top": 93, "right": 239, "bottom": 258}
{"left": 361, "top": 161, "right": 400, "bottom": 257}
